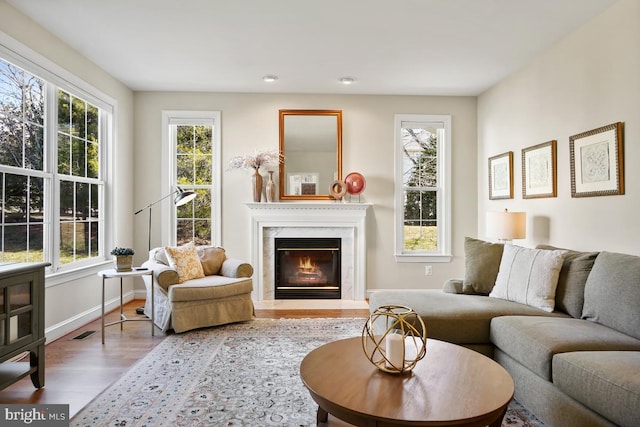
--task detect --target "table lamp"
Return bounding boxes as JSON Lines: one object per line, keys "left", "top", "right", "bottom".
{"left": 486, "top": 209, "right": 526, "bottom": 243}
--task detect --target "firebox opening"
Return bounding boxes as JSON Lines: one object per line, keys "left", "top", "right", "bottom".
{"left": 275, "top": 237, "right": 341, "bottom": 299}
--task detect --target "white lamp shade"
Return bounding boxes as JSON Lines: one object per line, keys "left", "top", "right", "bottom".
{"left": 486, "top": 210, "right": 526, "bottom": 241}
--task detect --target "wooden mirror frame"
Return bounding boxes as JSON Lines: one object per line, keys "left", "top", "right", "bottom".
{"left": 279, "top": 109, "right": 343, "bottom": 200}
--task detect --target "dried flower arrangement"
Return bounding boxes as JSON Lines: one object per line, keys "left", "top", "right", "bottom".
{"left": 226, "top": 149, "right": 284, "bottom": 172}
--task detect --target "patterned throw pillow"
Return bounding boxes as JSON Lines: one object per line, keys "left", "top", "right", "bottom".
{"left": 164, "top": 242, "right": 205, "bottom": 283}
{"left": 489, "top": 244, "right": 567, "bottom": 312}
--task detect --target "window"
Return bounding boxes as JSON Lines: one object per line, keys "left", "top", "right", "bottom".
{"left": 57, "top": 90, "right": 103, "bottom": 264}
{"left": 394, "top": 115, "right": 451, "bottom": 262}
{"left": 0, "top": 62, "right": 46, "bottom": 263}
{"left": 0, "top": 53, "right": 110, "bottom": 273}
{"left": 163, "top": 112, "right": 221, "bottom": 247}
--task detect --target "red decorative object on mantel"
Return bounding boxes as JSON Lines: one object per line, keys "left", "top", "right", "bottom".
{"left": 344, "top": 172, "right": 366, "bottom": 201}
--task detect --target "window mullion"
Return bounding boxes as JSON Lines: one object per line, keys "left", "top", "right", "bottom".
{"left": 46, "top": 83, "right": 59, "bottom": 271}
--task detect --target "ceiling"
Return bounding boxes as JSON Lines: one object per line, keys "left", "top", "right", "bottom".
{"left": 7, "top": 0, "right": 619, "bottom": 96}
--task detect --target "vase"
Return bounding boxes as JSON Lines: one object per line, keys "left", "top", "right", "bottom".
{"left": 114, "top": 255, "right": 133, "bottom": 272}
{"left": 266, "top": 171, "right": 276, "bottom": 202}
{"left": 252, "top": 169, "right": 263, "bottom": 202}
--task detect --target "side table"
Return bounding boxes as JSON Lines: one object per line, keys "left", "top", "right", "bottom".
{"left": 97, "top": 268, "right": 155, "bottom": 344}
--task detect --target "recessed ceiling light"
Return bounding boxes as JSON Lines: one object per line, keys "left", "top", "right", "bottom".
{"left": 263, "top": 75, "right": 278, "bottom": 82}
{"left": 339, "top": 77, "right": 355, "bottom": 85}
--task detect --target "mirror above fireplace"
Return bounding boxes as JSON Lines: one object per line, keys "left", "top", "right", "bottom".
{"left": 278, "top": 109, "right": 343, "bottom": 200}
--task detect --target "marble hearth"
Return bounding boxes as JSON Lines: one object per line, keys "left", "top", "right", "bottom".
{"left": 246, "top": 202, "right": 371, "bottom": 301}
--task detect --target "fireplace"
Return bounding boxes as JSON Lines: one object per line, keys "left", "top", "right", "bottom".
{"left": 247, "top": 202, "right": 370, "bottom": 301}
{"left": 274, "top": 237, "right": 341, "bottom": 299}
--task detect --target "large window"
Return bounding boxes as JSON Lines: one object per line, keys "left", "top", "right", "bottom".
{"left": 164, "top": 112, "right": 221, "bottom": 247}
{"left": 0, "top": 55, "right": 110, "bottom": 272}
{"left": 395, "top": 115, "right": 451, "bottom": 262}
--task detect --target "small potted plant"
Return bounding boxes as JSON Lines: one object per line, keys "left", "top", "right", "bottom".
{"left": 111, "top": 247, "right": 135, "bottom": 272}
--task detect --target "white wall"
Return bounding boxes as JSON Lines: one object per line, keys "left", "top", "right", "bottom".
{"left": 133, "top": 93, "right": 477, "bottom": 294}
{"left": 0, "top": 2, "right": 136, "bottom": 341}
{"left": 478, "top": 0, "right": 639, "bottom": 255}
{"left": 11, "top": 0, "right": 630, "bottom": 335}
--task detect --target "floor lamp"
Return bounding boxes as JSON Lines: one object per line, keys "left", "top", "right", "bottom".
{"left": 134, "top": 186, "right": 197, "bottom": 253}
{"left": 133, "top": 187, "right": 197, "bottom": 314}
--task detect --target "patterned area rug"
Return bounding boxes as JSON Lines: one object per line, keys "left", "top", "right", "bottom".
{"left": 71, "top": 318, "right": 544, "bottom": 426}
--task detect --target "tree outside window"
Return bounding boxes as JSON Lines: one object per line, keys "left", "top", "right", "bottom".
{"left": 0, "top": 60, "right": 46, "bottom": 262}
{"left": 175, "top": 125, "right": 213, "bottom": 246}
{"left": 402, "top": 127, "right": 439, "bottom": 251}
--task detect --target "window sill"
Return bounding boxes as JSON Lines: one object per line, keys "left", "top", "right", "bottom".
{"left": 46, "top": 260, "right": 113, "bottom": 288}
{"left": 395, "top": 254, "right": 452, "bottom": 263}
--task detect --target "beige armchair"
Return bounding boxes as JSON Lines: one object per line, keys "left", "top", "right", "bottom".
{"left": 141, "top": 246, "right": 254, "bottom": 333}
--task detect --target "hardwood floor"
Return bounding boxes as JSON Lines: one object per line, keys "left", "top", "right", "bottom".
{"left": 0, "top": 299, "right": 370, "bottom": 418}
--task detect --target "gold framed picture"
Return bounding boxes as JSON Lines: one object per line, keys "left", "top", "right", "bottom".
{"left": 570, "top": 122, "right": 624, "bottom": 198}
{"left": 522, "top": 140, "right": 557, "bottom": 199}
{"left": 488, "top": 151, "right": 513, "bottom": 200}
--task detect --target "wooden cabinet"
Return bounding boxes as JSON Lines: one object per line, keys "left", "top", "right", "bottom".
{"left": 0, "top": 262, "right": 48, "bottom": 390}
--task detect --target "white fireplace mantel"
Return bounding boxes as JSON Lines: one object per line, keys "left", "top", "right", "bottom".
{"left": 246, "top": 202, "right": 371, "bottom": 301}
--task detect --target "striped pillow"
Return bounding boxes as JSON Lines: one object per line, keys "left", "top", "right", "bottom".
{"left": 489, "top": 244, "right": 566, "bottom": 312}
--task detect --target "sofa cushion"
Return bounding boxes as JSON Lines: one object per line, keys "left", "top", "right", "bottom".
{"left": 164, "top": 242, "right": 205, "bottom": 283}
{"left": 168, "top": 276, "right": 253, "bottom": 302}
{"left": 197, "top": 246, "right": 226, "bottom": 276}
{"left": 582, "top": 251, "right": 640, "bottom": 340}
{"left": 369, "top": 289, "right": 566, "bottom": 345}
{"left": 462, "top": 237, "right": 504, "bottom": 295}
{"left": 490, "top": 316, "right": 640, "bottom": 381}
{"left": 443, "top": 279, "right": 464, "bottom": 294}
{"left": 489, "top": 244, "right": 566, "bottom": 312}
{"left": 553, "top": 351, "right": 640, "bottom": 427}
{"left": 536, "top": 245, "right": 598, "bottom": 318}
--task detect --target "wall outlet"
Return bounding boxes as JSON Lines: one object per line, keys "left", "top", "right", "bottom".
{"left": 424, "top": 265, "right": 432, "bottom": 276}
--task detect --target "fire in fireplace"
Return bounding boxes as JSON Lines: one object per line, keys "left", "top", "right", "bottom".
{"left": 274, "top": 237, "right": 341, "bottom": 299}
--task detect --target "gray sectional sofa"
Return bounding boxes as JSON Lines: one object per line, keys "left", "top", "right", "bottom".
{"left": 369, "top": 239, "right": 640, "bottom": 427}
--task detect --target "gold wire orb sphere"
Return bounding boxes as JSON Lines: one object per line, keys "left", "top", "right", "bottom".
{"left": 362, "top": 305, "right": 427, "bottom": 374}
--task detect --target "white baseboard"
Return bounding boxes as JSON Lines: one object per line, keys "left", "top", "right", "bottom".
{"left": 44, "top": 290, "right": 136, "bottom": 343}
{"left": 133, "top": 288, "right": 148, "bottom": 299}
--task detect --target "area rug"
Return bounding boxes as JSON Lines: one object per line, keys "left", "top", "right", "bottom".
{"left": 72, "top": 318, "right": 544, "bottom": 426}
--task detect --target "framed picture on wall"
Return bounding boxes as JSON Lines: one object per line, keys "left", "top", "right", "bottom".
{"left": 488, "top": 151, "right": 513, "bottom": 200}
{"left": 522, "top": 140, "right": 557, "bottom": 199}
{"left": 570, "top": 122, "right": 624, "bottom": 198}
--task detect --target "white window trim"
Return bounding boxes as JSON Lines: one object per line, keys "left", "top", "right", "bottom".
{"left": 161, "top": 111, "right": 222, "bottom": 247}
{"left": 394, "top": 114, "right": 452, "bottom": 263}
{"left": 0, "top": 30, "right": 116, "bottom": 285}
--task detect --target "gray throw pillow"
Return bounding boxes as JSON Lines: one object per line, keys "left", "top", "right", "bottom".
{"left": 462, "top": 237, "right": 504, "bottom": 295}
{"left": 537, "top": 245, "right": 599, "bottom": 318}
{"left": 582, "top": 251, "right": 640, "bottom": 340}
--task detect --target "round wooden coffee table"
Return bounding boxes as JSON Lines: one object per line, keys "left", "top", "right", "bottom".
{"left": 300, "top": 337, "right": 514, "bottom": 427}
